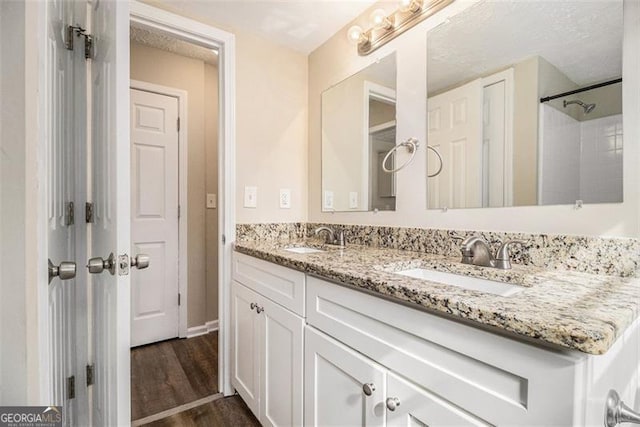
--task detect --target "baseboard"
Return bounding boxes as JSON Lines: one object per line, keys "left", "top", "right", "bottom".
{"left": 186, "top": 319, "right": 219, "bottom": 338}
{"left": 206, "top": 319, "right": 219, "bottom": 332}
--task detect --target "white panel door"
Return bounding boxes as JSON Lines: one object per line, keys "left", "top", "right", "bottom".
{"left": 304, "top": 327, "right": 386, "bottom": 427}
{"left": 130, "top": 89, "right": 179, "bottom": 347}
{"left": 260, "top": 295, "right": 304, "bottom": 427}
{"left": 89, "top": 0, "right": 131, "bottom": 425}
{"left": 427, "top": 79, "right": 483, "bottom": 209}
{"left": 231, "top": 281, "right": 261, "bottom": 417}
{"left": 482, "top": 81, "right": 506, "bottom": 208}
{"left": 46, "top": 0, "right": 88, "bottom": 425}
{"left": 386, "top": 372, "right": 491, "bottom": 427}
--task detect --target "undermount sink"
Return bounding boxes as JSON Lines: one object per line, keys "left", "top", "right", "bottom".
{"left": 395, "top": 268, "right": 525, "bottom": 297}
{"left": 284, "top": 246, "right": 325, "bottom": 254}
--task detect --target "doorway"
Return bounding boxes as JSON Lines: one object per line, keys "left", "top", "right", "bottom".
{"left": 128, "top": 18, "right": 223, "bottom": 422}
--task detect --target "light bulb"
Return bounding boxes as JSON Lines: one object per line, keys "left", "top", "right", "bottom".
{"left": 347, "top": 25, "right": 364, "bottom": 44}
{"left": 369, "top": 8, "right": 392, "bottom": 30}
{"left": 399, "top": 0, "right": 422, "bottom": 13}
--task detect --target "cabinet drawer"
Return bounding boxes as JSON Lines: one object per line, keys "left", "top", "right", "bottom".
{"left": 233, "top": 252, "right": 305, "bottom": 316}
{"left": 306, "top": 276, "right": 580, "bottom": 426}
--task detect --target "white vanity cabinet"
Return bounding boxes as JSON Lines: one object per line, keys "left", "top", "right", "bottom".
{"left": 231, "top": 251, "right": 640, "bottom": 426}
{"left": 306, "top": 275, "right": 640, "bottom": 427}
{"left": 231, "top": 253, "right": 305, "bottom": 427}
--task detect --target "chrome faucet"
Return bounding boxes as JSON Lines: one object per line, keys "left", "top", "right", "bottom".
{"left": 458, "top": 235, "right": 527, "bottom": 270}
{"left": 314, "top": 226, "right": 345, "bottom": 247}
{"left": 495, "top": 240, "right": 528, "bottom": 269}
{"left": 460, "top": 236, "right": 495, "bottom": 267}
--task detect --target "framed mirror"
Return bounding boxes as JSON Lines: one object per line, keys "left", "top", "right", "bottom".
{"left": 322, "top": 53, "right": 397, "bottom": 212}
{"left": 426, "top": 0, "right": 623, "bottom": 210}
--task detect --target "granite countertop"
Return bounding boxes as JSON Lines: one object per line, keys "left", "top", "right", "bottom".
{"left": 234, "top": 239, "right": 640, "bottom": 355}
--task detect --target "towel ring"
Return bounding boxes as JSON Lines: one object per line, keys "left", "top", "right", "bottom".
{"left": 427, "top": 145, "right": 443, "bottom": 178}
{"left": 382, "top": 138, "right": 420, "bottom": 173}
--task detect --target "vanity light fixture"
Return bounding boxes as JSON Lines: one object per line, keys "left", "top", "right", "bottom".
{"left": 353, "top": 0, "right": 454, "bottom": 56}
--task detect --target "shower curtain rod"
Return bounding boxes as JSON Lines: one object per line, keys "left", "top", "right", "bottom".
{"left": 539, "top": 78, "right": 622, "bottom": 103}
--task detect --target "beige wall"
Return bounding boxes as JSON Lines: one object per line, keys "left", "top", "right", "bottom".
{"left": 234, "top": 32, "right": 308, "bottom": 223}
{"left": 1, "top": 0, "right": 27, "bottom": 403}
{"left": 369, "top": 100, "right": 395, "bottom": 127}
{"left": 512, "top": 57, "right": 540, "bottom": 206}
{"left": 322, "top": 74, "right": 368, "bottom": 211}
{"left": 140, "top": 0, "right": 309, "bottom": 225}
{"left": 308, "top": 0, "right": 640, "bottom": 237}
{"left": 130, "top": 42, "right": 218, "bottom": 327}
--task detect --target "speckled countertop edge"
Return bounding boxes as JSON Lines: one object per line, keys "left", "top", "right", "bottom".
{"left": 234, "top": 239, "right": 640, "bottom": 355}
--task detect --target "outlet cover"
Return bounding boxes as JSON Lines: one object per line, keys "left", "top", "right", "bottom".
{"left": 323, "top": 191, "right": 334, "bottom": 210}
{"left": 244, "top": 186, "right": 258, "bottom": 208}
{"left": 206, "top": 193, "right": 217, "bottom": 209}
{"left": 279, "top": 189, "right": 291, "bottom": 209}
{"left": 349, "top": 192, "right": 358, "bottom": 209}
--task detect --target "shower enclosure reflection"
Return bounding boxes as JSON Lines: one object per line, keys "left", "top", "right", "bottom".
{"left": 539, "top": 78, "right": 623, "bottom": 205}
{"left": 426, "top": 0, "right": 623, "bottom": 209}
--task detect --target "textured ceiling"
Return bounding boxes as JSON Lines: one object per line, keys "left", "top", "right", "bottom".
{"left": 151, "top": 0, "right": 386, "bottom": 54}
{"left": 130, "top": 24, "right": 219, "bottom": 65}
{"left": 427, "top": 0, "right": 623, "bottom": 94}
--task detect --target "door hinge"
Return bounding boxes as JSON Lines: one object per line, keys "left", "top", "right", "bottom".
{"left": 86, "top": 202, "right": 94, "bottom": 223}
{"left": 177, "top": 117, "right": 180, "bottom": 131}
{"left": 178, "top": 205, "right": 181, "bottom": 219}
{"left": 66, "top": 201, "right": 75, "bottom": 226}
{"left": 86, "top": 364, "right": 94, "bottom": 386}
{"left": 178, "top": 293, "right": 181, "bottom": 306}
{"left": 67, "top": 376, "right": 76, "bottom": 400}
{"left": 222, "top": 234, "right": 226, "bottom": 244}
{"left": 65, "top": 25, "right": 94, "bottom": 59}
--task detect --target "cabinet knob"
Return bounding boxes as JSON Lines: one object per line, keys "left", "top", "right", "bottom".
{"left": 250, "top": 302, "right": 257, "bottom": 310}
{"left": 362, "top": 383, "right": 375, "bottom": 396}
{"left": 256, "top": 306, "right": 264, "bottom": 314}
{"left": 386, "top": 397, "right": 401, "bottom": 411}
{"left": 605, "top": 390, "right": 640, "bottom": 426}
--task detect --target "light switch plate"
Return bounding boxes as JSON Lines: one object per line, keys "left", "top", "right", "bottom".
{"left": 349, "top": 192, "right": 358, "bottom": 209}
{"left": 244, "top": 186, "right": 258, "bottom": 208}
{"left": 279, "top": 189, "right": 291, "bottom": 209}
{"left": 323, "top": 191, "right": 334, "bottom": 210}
{"left": 206, "top": 193, "right": 217, "bottom": 209}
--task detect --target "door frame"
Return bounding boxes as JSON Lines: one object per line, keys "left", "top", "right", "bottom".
{"left": 129, "top": 81, "right": 189, "bottom": 339}
{"left": 129, "top": 0, "right": 236, "bottom": 395}
{"left": 481, "top": 68, "right": 514, "bottom": 207}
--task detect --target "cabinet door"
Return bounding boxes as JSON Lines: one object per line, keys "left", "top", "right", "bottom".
{"left": 231, "top": 281, "right": 261, "bottom": 417}
{"left": 305, "top": 327, "right": 386, "bottom": 427}
{"left": 386, "top": 372, "right": 489, "bottom": 426}
{"left": 260, "top": 296, "right": 304, "bottom": 427}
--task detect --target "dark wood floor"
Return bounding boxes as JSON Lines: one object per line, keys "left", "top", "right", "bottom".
{"left": 141, "top": 396, "right": 260, "bottom": 427}
{"left": 131, "top": 332, "right": 219, "bottom": 421}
